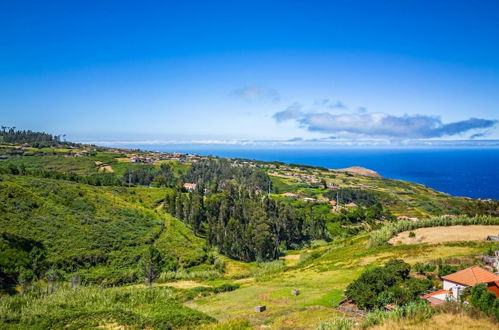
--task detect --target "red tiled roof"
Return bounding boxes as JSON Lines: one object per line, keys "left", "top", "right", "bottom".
{"left": 422, "top": 289, "right": 451, "bottom": 299}
{"left": 442, "top": 266, "right": 499, "bottom": 286}
{"left": 487, "top": 281, "right": 499, "bottom": 298}
{"left": 425, "top": 297, "right": 447, "bottom": 306}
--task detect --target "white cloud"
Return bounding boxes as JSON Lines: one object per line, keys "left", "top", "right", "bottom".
{"left": 273, "top": 103, "right": 497, "bottom": 139}
{"left": 231, "top": 86, "right": 280, "bottom": 103}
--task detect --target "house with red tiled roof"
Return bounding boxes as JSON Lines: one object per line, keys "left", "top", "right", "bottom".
{"left": 183, "top": 183, "right": 197, "bottom": 192}
{"left": 421, "top": 289, "right": 453, "bottom": 306}
{"left": 345, "top": 202, "right": 358, "bottom": 208}
{"left": 442, "top": 266, "right": 499, "bottom": 299}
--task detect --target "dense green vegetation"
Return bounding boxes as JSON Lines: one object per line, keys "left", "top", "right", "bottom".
{"left": 165, "top": 184, "right": 392, "bottom": 262}
{"left": 345, "top": 259, "right": 433, "bottom": 310}
{"left": 324, "top": 188, "right": 380, "bottom": 207}
{"left": 185, "top": 158, "right": 272, "bottom": 192}
{"left": 468, "top": 283, "right": 499, "bottom": 319}
{"left": 0, "top": 174, "right": 210, "bottom": 288}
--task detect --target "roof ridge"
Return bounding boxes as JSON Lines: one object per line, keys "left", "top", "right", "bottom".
{"left": 471, "top": 266, "right": 479, "bottom": 283}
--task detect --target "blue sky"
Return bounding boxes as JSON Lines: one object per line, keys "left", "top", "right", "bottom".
{"left": 1, "top": 0, "right": 498, "bottom": 145}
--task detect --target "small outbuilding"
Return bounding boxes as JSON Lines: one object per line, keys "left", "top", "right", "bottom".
{"left": 254, "top": 305, "right": 266, "bottom": 312}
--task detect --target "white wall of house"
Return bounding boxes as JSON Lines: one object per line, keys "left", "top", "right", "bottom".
{"left": 443, "top": 280, "right": 467, "bottom": 298}
{"left": 432, "top": 292, "right": 452, "bottom": 300}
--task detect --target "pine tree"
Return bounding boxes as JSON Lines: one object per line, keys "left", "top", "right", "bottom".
{"left": 139, "top": 246, "right": 163, "bottom": 286}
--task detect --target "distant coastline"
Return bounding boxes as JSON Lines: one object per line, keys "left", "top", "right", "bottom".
{"left": 93, "top": 144, "right": 499, "bottom": 200}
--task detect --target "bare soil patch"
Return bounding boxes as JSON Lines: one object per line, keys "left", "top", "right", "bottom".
{"left": 389, "top": 225, "right": 499, "bottom": 245}
{"left": 98, "top": 165, "right": 114, "bottom": 173}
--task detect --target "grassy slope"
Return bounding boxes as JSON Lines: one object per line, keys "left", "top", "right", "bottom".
{"left": 0, "top": 174, "right": 207, "bottom": 282}
{"left": 0, "top": 286, "right": 214, "bottom": 329}
{"left": 185, "top": 235, "right": 498, "bottom": 329}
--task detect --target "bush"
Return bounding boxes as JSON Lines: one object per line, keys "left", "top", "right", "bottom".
{"left": 469, "top": 283, "right": 499, "bottom": 317}
{"left": 345, "top": 259, "right": 430, "bottom": 310}
{"left": 408, "top": 231, "right": 416, "bottom": 238}
{"left": 438, "top": 264, "right": 457, "bottom": 277}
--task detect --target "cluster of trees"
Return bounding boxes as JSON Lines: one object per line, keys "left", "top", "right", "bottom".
{"left": 0, "top": 232, "right": 49, "bottom": 291}
{"left": 0, "top": 163, "right": 122, "bottom": 186}
{"left": 184, "top": 159, "right": 272, "bottom": 193}
{"left": 0, "top": 231, "right": 174, "bottom": 291}
{"left": 345, "top": 259, "right": 433, "bottom": 310}
{"left": 334, "top": 203, "right": 393, "bottom": 224}
{"left": 0, "top": 126, "right": 71, "bottom": 147}
{"left": 123, "top": 163, "right": 178, "bottom": 187}
{"left": 324, "top": 188, "right": 381, "bottom": 207}
{"left": 463, "top": 199, "right": 499, "bottom": 217}
{"left": 165, "top": 186, "right": 330, "bottom": 262}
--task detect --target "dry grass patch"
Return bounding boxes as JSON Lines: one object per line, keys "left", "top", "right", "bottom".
{"left": 389, "top": 225, "right": 499, "bottom": 245}
{"left": 371, "top": 312, "right": 499, "bottom": 330}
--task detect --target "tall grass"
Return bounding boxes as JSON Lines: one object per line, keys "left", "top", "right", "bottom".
{"left": 158, "top": 269, "right": 223, "bottom": 282}
{"left": 0, "top": 285, "right": 214, "bottom": 328}
{"left": 361, "top": 300, "right": 434, "bottom": 328}
{"left": 251, "top": 260, "right": 286, "bottom": 282}
{"left": 368, "top": 215, "right": 499, "bottom": 247}
{"left": 317, "top": 317, "right": 355, "bottom": 330}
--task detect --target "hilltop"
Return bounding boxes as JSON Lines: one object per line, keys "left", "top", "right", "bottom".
{"left": 340, "top": 166, "right": 381, "bottom": 178}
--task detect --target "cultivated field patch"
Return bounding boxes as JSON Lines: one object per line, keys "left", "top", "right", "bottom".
{"left": 389, "top": 225, "right": 499, "bottom": 245}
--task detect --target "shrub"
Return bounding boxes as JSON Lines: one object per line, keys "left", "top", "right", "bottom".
{"left": 408, "top": 231, "right": 416, "bottom": 238}
{"left": 438, "top": 264, "right": 457, "bottom": 277}
{"left": 469, "top": 283, "right": 498, "bottom": 317}
{"left": 345, "top": 259, "right": 430, "bottom": 310}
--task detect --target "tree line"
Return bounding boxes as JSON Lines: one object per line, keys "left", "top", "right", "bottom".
{"left": 164, "top": 186, "right": 328, "bottom": 262}
{"left": 0, "top": 126, "right": 72, "bottom": 147}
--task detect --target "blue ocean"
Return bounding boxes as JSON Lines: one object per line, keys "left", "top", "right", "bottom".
{"left": 113, "top": 145, "right": 499, "bottom": 200}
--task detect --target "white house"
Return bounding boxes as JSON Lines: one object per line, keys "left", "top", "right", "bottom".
{"left": 442, "top": 266, "right": 499, "bottom": 299}
{"left": 421, "top": 266, "right": 499, "bottom": 306}
{"left": 421, "top": 289, "right": 454, "bottom": 306}
{"left": 183, "top": 183, "right": 197, "bottom": 192}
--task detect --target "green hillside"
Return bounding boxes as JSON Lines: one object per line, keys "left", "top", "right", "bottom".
{"left": 1, "top": 129, "right": 499, "bottom": 329}
{"left": 0, "top": 174, "right": 208, "bottom": 286}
